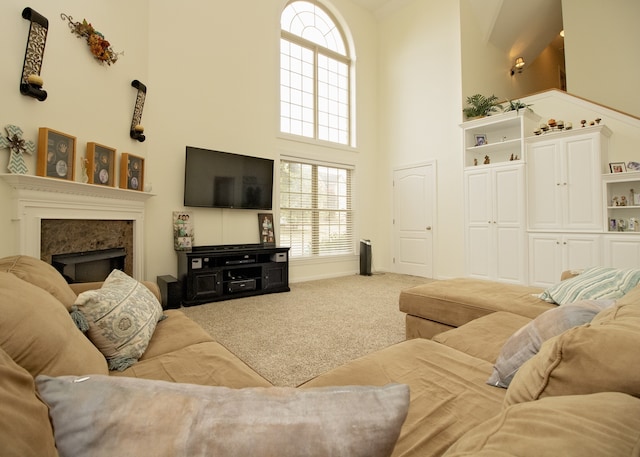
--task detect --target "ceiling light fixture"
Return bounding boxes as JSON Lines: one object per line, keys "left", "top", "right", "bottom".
{"left": 510, "top": 57, "right": 525, "bottom": 76}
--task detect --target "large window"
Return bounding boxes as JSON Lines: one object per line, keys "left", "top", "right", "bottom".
{"left": 280, "top": 1, "right": 351, "bottom": 145}
{"left": 280, "top": 159, "right": 354, "bottom": 258}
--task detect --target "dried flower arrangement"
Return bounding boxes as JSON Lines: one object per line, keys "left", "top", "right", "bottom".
{"left": 61, "top": 13, "right": 122, "bottom": 65}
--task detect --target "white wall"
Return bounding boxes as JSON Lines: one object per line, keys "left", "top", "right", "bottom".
{"left": 378, "top": 0, "right": 464, "bottom": 279}
{"left": 0, "top": 0, "right": 149, "bottom": 255}
{"left": 563, "top": 0, "right": 640, "bottom": 118}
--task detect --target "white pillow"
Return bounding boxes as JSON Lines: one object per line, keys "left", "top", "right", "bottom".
{"left": 74, "top": 269, "right": 164, "bottom": 370}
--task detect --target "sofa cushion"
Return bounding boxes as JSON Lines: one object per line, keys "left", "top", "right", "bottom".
{"left": 0, "top": 272, "right": 108, "bottom": 377}
{"left": 538, "top": 266, "right": 640, "bottom": 304}
{"left": 433, "top": 311, "right": 531, "bottom": 363}
{"left": 487, "top": 299, "right": 613, "bottom": 388}
{"left": 0, "top": 255, "right": 77, "bottom": 310}
{"left": 301, "top": 338, "right": 505, "bottom": 457}
{"left": 112, "top": 341, "right": 272, "bottom": 387}
{"left": 0, "top": 347, "right": 58, "bottom": 457}
{"left": 36, "top": 374, "right": 409, "bottom": 457}
{"left": 443, "top": 392, "right": 640, "bottom": 457}
{"left": 505, "top": 301, "right": 640, "bottom": 406}
{"left": 399, "top": 278, "right": 551, "bottom": 329}
{"left": 74, "top": 269, "right": 164, "bottom": 371}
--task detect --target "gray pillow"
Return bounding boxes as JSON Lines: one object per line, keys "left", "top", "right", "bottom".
{"left": 36, "top": 374, "right": 410, "bottom": 457}
{"left": 487, "top": 299, "right": 614, "bottom": 388}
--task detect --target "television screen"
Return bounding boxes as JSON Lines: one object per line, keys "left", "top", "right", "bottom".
{"left": 184, "top": 146, "right": 274, "bottom": 210}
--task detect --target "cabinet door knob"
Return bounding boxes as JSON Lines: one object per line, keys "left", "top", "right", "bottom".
{"left": 425, "top": 226, "right": 432, "bottom": 231}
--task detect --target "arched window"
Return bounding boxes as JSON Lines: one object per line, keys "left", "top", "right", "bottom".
{"left": 280, "top": 1, "right": 351, "bottom": 145}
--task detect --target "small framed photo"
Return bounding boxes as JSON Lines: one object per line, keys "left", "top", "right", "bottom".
{"left": 258, "top": 213, "right": 275, "bottom": 246}
{"left": 119, "top": 153, "right": 145, "bottom": 191}
{"left": 86, "top": 142, "right": 116, "bottom": 186}
{"left": 37, "top": 128, "right": 76, "bottom": 180}
{"left": 609, "top": 162, "right": 627, "bottom": 173}
{"left": 173, "top": 211, "right": 194, "bottom": 251}
{"left": 474, "top": 134, "right": 487, "bottom": 146}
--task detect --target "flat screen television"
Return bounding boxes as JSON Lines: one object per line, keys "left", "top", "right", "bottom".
{"left": 183, "top": 146, "right": 274, "bottom": 209}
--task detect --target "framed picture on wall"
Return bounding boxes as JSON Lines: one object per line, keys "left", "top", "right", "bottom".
{"left": 36, "top": 128, "right": 76, "bottom": 181}
{"left": 120, "top": 153, "right": 145, "bottom": 191}
{"left": 86, "top": 142, "right": 116, "bottom": 186}
{"left": 258, "top": 213, "right": 275, "bottom": 246}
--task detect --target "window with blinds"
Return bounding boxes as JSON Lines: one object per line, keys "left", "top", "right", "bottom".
{"left": 280, "top": 159, "right": 354, "bottom": 258}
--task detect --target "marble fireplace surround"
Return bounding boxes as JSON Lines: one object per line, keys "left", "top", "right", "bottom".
{"left": 0, "top": 174, "right": 154, "bottom": 280}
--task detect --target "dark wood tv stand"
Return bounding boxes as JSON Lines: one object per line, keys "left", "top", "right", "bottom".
{"left": 177, "top": 244, "right": 290, "bottom": 306}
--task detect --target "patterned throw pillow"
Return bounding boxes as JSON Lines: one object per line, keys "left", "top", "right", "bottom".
{"left": 538, "top": 266, "right": 640, "bottom": 304}
{"left": 36, "top": 375, "right": 410, "bottom": 457}
{"left": 74, "top": 270, "right": 164, "bottom": 371}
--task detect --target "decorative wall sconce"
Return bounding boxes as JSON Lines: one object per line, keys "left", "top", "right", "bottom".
{"left": 20, "top": 7, "right": 48, "bottom": 101}
{"left": 510, "top": 57, "right": 525, "bottom": 76}
{"left": 130, "top": 80, "right": 147, "bottom": 142}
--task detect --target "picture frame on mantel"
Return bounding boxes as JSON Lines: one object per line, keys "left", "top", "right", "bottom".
{"left": 258, "top": 213, "right": 275, "bottom": 246}
{"left": 120, "top": 153, "right": 145, "bottom": 191}
{"left": 609, "top": 162, "right": 627, "bottom": 173}
{"left": 86, "top": 142, "right": 116, "bottom": 186}
{"left": 37, "top": 127, "right": 76, "bottom": 181}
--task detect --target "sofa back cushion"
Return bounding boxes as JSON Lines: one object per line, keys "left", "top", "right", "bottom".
{"left": 444, "top": 392, "right": 640, "bottom": 457}
{"left": 505, "top": 300, "right": 640, "bottom": 406}
{"left": 0, "top": 272, "right": 108, "bottom": 377}
{"left": 0, "top": 347, "right": 58, "bottom": 457}
{"left": 0, "top": 255, "right": 77, "bottom": 310}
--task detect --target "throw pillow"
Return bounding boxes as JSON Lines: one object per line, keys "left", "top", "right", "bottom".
{"left": 0, "top": 254, "right": 77, "bottom": 310}
{"left": 74, "top": 269, "right": 164, "bottom": 371}
{"left": 0, "top": 271, "right": 108, "bottom": 377}
{"left": 505, "top": 301, "right": 640, "bottom": 406}
{"left": 36, "top": 374, "right": 410, "bottom": 457}
{"left": 0, "top": 348, "right": 58, "bottom": 457}
{"left": 487, "top": 299, "right": 614, "bottom": 388}
{"left": 443, "top": 392, "right": 640, "bottom": 457}
{"left": 537, "top": 266, "right": 640, "bottom": 304}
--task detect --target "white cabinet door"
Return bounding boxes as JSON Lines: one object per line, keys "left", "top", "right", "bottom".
{"left": 527, "top": 130, "right": 605, "bottom": 231}
{"left": 465, "top": 164, "right": 526, "bottom": 283}
{"left": 529, "top": 233, "right": 602, "bottom": 287}
{"left": 603, "top": 235, "right": 640, "bottom": 269}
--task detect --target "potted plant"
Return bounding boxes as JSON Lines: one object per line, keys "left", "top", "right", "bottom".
{"left": 463, "top": 94, "right": 500, "bottom": 119}
{"left": 503, "top": 99, "right": 534, "bottom": 114}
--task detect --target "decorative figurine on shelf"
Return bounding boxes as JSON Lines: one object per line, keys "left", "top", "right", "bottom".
{"left": 620, "top": 196, "right": 627, "bottom": 206}
{"left": 581, "top": 120, "right": 587, "bottom": 128}
{"left": 0, "top": 125, "right": 35, "bottom": 174}
{"left": 612, "top": 196, "right": 619, "bottom": 206}
{"left": 510, "top": 153, "right": 514, "bottom": 161}
{"left": 473, "top": 158, "right": 478, "bottom": 166}
{"left": 484, "top": 155, "right": 490, "bottom": 164}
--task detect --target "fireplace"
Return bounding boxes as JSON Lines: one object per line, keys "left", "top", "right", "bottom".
{"left": 0, "top": 174, "right": 153, "bottom": 280}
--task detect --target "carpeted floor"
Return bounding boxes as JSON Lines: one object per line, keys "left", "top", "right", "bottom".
{"left": 180, "top": 272, "right": 431, "bottom": 387}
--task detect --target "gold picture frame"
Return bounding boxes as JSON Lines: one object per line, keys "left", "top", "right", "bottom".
{"left": 37, "top": 127, "right": 76, "bottom": 180}
{"left": 119, "top": 153, "right": 145, "bottom": 191}
{"left": 86, "top": 142, "right": 116, "bottom": 186}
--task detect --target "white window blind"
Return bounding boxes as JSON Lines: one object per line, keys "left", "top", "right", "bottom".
{"left": 280, "top": 159, "right": 354, "bottom": 258}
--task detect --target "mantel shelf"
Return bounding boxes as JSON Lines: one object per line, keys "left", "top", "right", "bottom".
{"left": 0, "top": 173, "right": 155, "bottom": 202}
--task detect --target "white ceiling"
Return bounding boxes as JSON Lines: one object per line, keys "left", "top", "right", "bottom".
{"left": 351, "top": 0, "right": 564, "bottom": 66}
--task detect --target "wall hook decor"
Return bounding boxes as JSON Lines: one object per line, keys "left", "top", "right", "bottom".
{"left": 20, "top": 7, "right": 48, "bottom": 101}
{"left": 130, "top": 80, "right": 147, "bottom": 142}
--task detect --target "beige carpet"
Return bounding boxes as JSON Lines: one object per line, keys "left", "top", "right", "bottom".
{"left": 180, "top": 273, "right": 430, "bottom": 387}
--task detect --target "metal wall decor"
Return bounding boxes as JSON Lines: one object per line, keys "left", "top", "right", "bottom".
{"left": 130, "top": 80, "right": 147, "bottom": 142}
{"left": 20, "top": 7, "right": 48, "bottom": 101}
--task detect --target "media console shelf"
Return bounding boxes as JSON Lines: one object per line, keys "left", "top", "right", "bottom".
{"left": 177, "top": 244, "right": 290, "bottom": 306}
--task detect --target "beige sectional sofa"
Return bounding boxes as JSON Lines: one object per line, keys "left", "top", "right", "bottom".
{"left": 3, "top": 255, "right": 640, "bottom": 457}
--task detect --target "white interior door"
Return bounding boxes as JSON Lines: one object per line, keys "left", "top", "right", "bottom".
{"left": 393, "top": 163, "right": 435, "bottom": 278}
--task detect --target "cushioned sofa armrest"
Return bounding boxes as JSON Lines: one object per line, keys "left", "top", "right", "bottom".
{"left": 70, "top": 280, "right": 161, "bottom": 301}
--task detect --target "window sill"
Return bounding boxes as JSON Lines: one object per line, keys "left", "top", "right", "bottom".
{"left": 277, "top": 133, "right": 359, "bottom": 154}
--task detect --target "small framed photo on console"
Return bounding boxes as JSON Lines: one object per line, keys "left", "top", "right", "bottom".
{"left": 86, "top": 142, "right": 116, "bottom": 186}
{"left": 37, "top": 127, "right": 76, "bottom": 181}
{"left": 120, "top": 153, "right": 145, "bottom": 191}
{"left": 258, "top": 213, "right": 275, "bottom": 246}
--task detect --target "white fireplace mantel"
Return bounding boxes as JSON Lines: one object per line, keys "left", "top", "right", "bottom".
{"left": 0, "top": 174, "right": 155, "bottom": 280}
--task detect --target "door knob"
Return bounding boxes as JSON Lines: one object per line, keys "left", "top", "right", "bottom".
{"left": 426, "top": 226, "right": 432, "bottom": 231}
